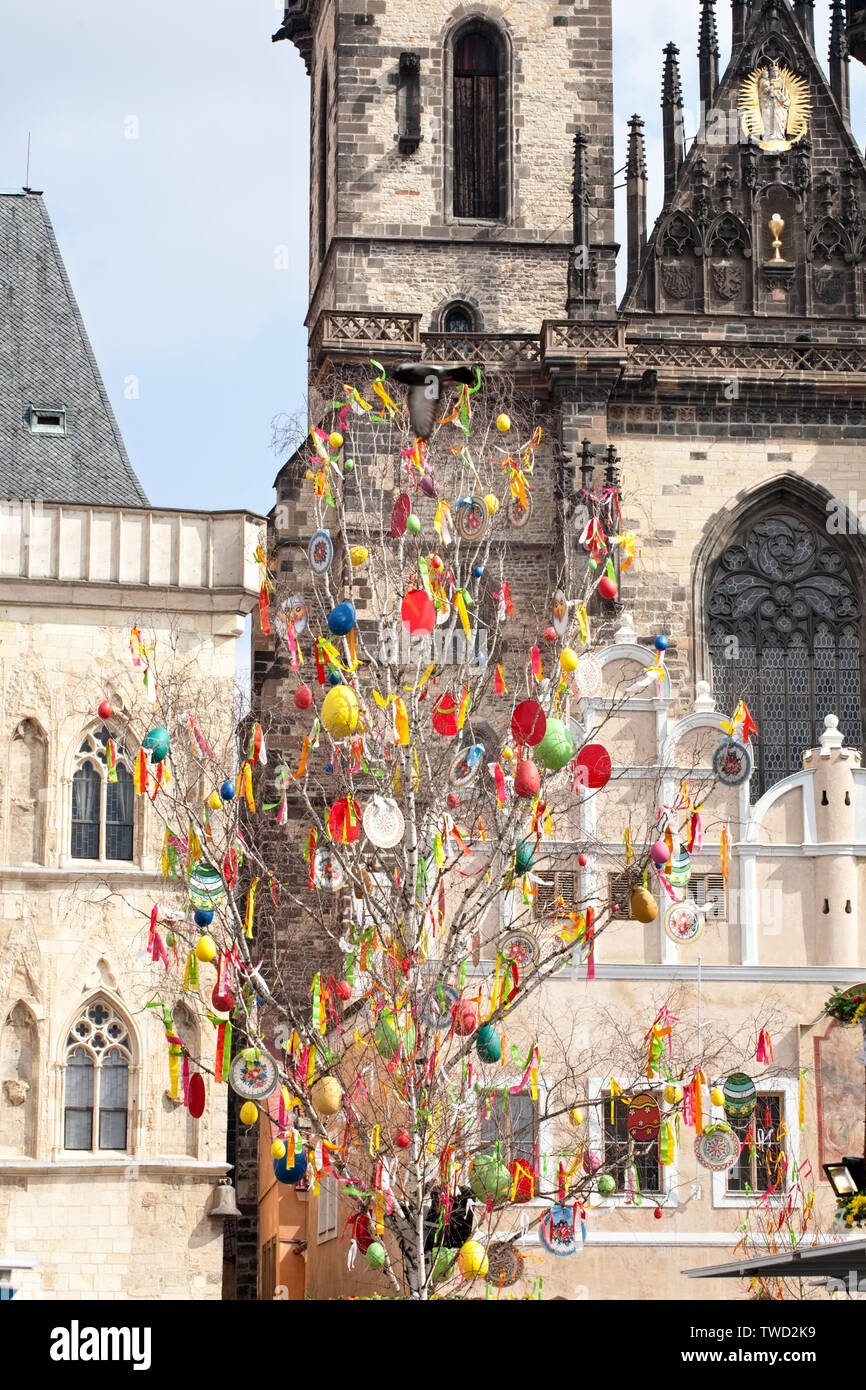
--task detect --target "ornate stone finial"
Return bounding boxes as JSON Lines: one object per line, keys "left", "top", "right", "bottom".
{"left": 662, "top": 42, "right": 684, "bottom": 108}
{"left": 829, "top": 0, "right": 852, "bottom": 126}
{"left": 627, "top": 115, "right": 647, "bottom": 179}
{"left": 694, "top": 679, "right": 716, "bottom": 713}
{"left": 614, "top": 611, "right": 637, "bottom": 644}
{"left": 699, "top": 1, "right": 720, "bottom": 108}
{"left": 793, "top": 2, "right": 815, "bottom": 49}
{"left": 819, "top": 713, "right": 845, "bottom": 752}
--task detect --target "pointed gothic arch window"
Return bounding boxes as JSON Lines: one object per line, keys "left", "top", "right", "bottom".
{"left": 63, "top": 998, "right": 132, "bottom": 1152}
{"left": 706, "top": 512, "right": 863, "bottom": 799}
{"left": 451, "top": 23, "right": 507, "bottom": 221}
{"left": 71, "top": 724, "right": 134, "bottom": 862}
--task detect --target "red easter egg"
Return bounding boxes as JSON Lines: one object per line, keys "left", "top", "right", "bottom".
{"left": 573, "top": 743, "right": 612, "bottom": 790}
{"left": 452, "top": 1001, "right": 478, "bottom": 1036}
{"left": 212, "top": 983, "right": 234, "bottom": 1014}
{"left": 511, "top": 700, "right": 547, "bottom": 747}
{"left": 328, "top": 796, "right": 362, "bottom": 844}
{"left": 390, "top": 493, "right": 412, "bottom": 538}
{"left": 447, "top": 793, "right": 460, "bottom": 808}
{"left": 578, "top": 854, "right": 588, "bottom": 868}
{"left": 654, "top": 1207, "right": 664, "bottom": 1221}
{"left": 188, "top": 1072, "right": 206, "bottom": 1120}
{"left": 395, "top": 1128, "right": 411, "bottom": 1150}
{"left": 97, "top": 699, "right": 113, "bottom": 720}
{"left": 542, "top": 627, "right": 557, "bottom": 643}
{"left": 514, "top": 759, "right": 541, "bottom": 799}
{"left": 650, "top": 840, "right": 670, "bottom": 866}
{"left": 354, "top": 1213, "right": 374, "bottom": 1255}
{"left": 598, "top": 576, "right": 618, "bottom": 601}
{"left": 401, "top": 589, "right": 436, "bottom": 635}
{"left": 432, "top": 692, "right": 459, "bottom": 736}
{"left": 294, "top": 685, "right": 313, "bottom": 710}
{"left": 627, "top": 1094, "right": 661, "bottom": 1143}
{"left": 509, "top": 1158, "right": 535, "bottom": 1204}
{"left": 336, "top": 981, "right": 352, "bottom": 1001}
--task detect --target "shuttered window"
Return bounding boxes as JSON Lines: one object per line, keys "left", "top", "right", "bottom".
{"left": 453, "top": 31, "right": 500, "bottom": 220}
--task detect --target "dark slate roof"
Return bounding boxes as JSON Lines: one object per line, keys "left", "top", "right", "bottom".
{"left": 0, "top": 191, "right": 148, "bottom": 506}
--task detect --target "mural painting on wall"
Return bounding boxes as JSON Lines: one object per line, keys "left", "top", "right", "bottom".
{"left": 814, "top": 1020, "right": 865, "bottom": 1167}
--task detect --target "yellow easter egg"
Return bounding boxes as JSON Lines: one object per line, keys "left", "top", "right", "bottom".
{"left": 711, "top": 1087, "right": 725, "bottom": 1108}
{"left": 458, "top": 1240, "right": 489, "bottom": 1279}
{"left": 240, "top": 1102, "right": 259, "bottom": 1126}
{"left": 496, "top": 414, "right": 512, "bottom": 433}
{"left": 271, "top": 1140, "right": 287, "bottom": 1160}
{"left": 560, "top": 648, "right": 579, "bottom": 673}
{"left": 664, "top": 1085, "right": 684, "bottom": 1106}
{"left": 194, "top": 935, "right": 217, "bottom": 964}
{"left": 350, "top": 546, "right": 369, "bottom": 567}
{"left": 569, "top": 1108, "right": 584, "bottom": 1127}
{"left": 483, "top": 494, "right": 500, "bottom": 516}
{"left": 311, "top": 1077, "right": 343, "bottom": 1117}
{"left": 329, "top": 431, "right": 344, "bottom": 449}
{"left": 206, "top": 791, "right": 222, "bottom": 811}
{"left": 321, "top": 684, "right": 359, "bottom": 740}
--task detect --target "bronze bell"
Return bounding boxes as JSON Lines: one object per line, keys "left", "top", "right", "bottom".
{"left": 392, "top": 362, "right": 477, "bottom": 441}
{"left": 209, "top": 1179, "right": 242, "bottom": 1218}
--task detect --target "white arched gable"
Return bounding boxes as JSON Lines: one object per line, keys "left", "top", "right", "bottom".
{"left": 595, "top": 642, "right": 672, "bottom": 703}
{"left": 744, "top": 768, "right": 815, "bottom": 846}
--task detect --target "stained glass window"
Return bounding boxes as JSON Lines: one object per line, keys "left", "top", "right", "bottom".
{"left": 71, "top": 725, "right": 134, "bottom": 861}
{"left": 63, "top": 1000, "right": 132, "bottom": 1153}
{"left": 707, "top": 515, "right": 863, "bottom": 798}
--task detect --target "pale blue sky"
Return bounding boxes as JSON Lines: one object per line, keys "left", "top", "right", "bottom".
{"left": 1, "top": 1, "right": 862, "bottom": 517}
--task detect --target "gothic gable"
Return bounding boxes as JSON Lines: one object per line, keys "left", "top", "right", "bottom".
{"left": 624, "top": 0, "right": 866, "bottom": 320}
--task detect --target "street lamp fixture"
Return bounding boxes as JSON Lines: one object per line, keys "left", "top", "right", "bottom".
{"left": 823, "top": 1157, "right": 866, "bottom": 1199}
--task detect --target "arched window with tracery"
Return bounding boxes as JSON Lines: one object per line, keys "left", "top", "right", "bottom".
{"left": 63, "top": 999, "right": 132, "bottom": 1152}
{"left": 451, "top": 23, "right": 507, "bottom": 221}
{"left": 707, "top": 513, "right": 863, "bottom": 799}
{"left": 71, "top": 724, "right": 134, "bottom": 862}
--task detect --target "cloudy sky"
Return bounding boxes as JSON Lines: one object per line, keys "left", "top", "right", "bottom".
{"left": 1, "top": 1, "right": 863, "bottom": 518}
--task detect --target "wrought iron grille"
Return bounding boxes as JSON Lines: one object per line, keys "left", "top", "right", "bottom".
{"left": 707, "top": 515, "right": 863, "bottom": 799}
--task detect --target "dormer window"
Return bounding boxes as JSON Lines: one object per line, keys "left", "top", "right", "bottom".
{"left": 28, "top": 405, "right": 66, "bottom": 436}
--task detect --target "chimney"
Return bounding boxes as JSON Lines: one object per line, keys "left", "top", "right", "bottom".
{"left": 793, "top": 1, "right": 816, "bottom": 48}
{"left": 699, "top": 1, "right": 720, "bottom": 110}
{"left": 830, "top": 0, "right": 852, "bottom": 127}
{"left": 731, "top": 1, "right": 751, "bottom": 49}
{"left": 662, "top": 43, "right": 685, "bottom": 205}
{"left": 626, "top": 115, "right": 648, "bottom": 292}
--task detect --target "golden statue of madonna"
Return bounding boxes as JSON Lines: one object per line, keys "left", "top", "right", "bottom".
{"left": 739, "top": 62, "right": 812, "bottom": 151}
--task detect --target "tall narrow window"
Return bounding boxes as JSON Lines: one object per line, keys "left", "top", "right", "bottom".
{"left": 707, "top": 513, "right": 863, "bottom": 799}
{"left": 602, "top": 1091, "right": 663, "bottom": 1195}
{"left": 71, "top": 725, "right": 134, "bottom": 862}
{"left": 63, "top": 1000, "right": 132, "bottom": 1153}
{"left": 318, "top": 67, "right": 329, "bottom": 264}
{"left": 453, "top": 28, "right": 501, "bottom": 220}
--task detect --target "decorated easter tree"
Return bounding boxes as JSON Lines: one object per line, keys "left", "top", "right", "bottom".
{"left": 127, "top": 363, "right": 768, "bottom": 1298}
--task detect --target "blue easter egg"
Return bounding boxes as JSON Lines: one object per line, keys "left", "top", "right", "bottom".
{"left": 654, "top": 635, "right": 670, "bottom": 652}
{"left": 194, "top": 909, "right": 214, "bottom": 928}
{"left": 328, "top": 602, "right": 357, "bottom": 637}
{"left": 220, "top": 781, "right": 236, "bottom": 801}
{"left": 273, "top": 1147, "right": 308, "bottom": 1186}
{"left": 472, "top": 565, "right": 484, "bottom": 579}
{"left": 327, "top": 670, "right": 342, "bottom": 686}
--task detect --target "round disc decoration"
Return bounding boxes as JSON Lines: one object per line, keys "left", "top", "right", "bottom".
{"left": 229, "top": 1050, "right": 279, "bottom": 1102}
{"left": 308, "top": 529, "right": 334, "bottom": 575}
{"left": 422, "top": 984, "right": 459, "bottom": 1030}
{"left": 502, "top": 930, "right": 541, "bottom": 970}
{"left": 713, "top": 740, "right": 752, "bottom": 787}
{"left": 540, "top": 1204, "right": 579, "bottom": 1257}
{"left": 572, "top": 743, "right": 612, "bottom": 791}
{"left": 363, "top": 796, "right": 405, "bottom": 850}
{"left": 328, "top": 796, "right": 362, "bottom": 844}
{"left": 456, "top": 497, "right": 489, "bottom": 542}
{"left": 664, "top": 901, "right": 705, "bottom": 945}
{"left": 511, "top": 700, "right": 547, "bottom": 747}
{"left": 576, "top": 655, "right": 603, "bottom": 698}
{"left": 694, "top": 1125, "right": 742, "bottom": 1173}
{"left": 312, "top": 849, "right": 346, "bottom": 892}
{"left": 486, "top": 1243, "right": 522, "bottom": 1288}
{"left": 187, "top": 1072, "right": 206, "bottom": 1119}
{"left": 448, "top": 744, "right": 484, "bottom": 788}
{"left": 510, "top": 492, "right": 533, "bottom": 530}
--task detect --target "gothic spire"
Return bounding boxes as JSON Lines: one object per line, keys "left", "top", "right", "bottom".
{"left": 793, "top": 1, "right": 815, "bottom": 48}
{"left": 699, "top": 1, "right": 720, "bottom": 108}
{"left": 626, "top": 115, "right": 648, "bottom": 293}
{"left": 830, "top": 0, "right": 851, "bottom": 128}
{"left": 731, "top": 1, "right": 751, "bottom": 50}
{"left": 567, "top": 130, "right": 593, "bottom": 318}
{"left": 661, "top": 43, "right": 685, "bottom": 205}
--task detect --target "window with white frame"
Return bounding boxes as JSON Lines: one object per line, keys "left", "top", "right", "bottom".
{"left": 71, "top": 725, "right": 134, "bottom": 862}
{"left": 28, "top": 404, "right": 66, "bottom": 435}
{"left": 601, "top": 1090, "right": 663, "bottom": 1196}
{"left": 317, "top": 1172, "right": 339, "bottom": 1243}
{"left": 727, "top": 1093, "right": 786, "bottom": 1195}
{"left": 63, "top": 1000, "right": 132, "bottom": 1152}
{"left": 479, "top": 1091, "right": 536, "bottom": 1166}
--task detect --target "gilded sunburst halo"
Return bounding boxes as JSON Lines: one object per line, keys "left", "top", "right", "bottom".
{"left": 739, "top": 64, "right": 812, "bottom": 152}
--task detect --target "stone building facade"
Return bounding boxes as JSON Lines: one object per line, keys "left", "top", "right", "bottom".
{"left": 256, "top": 0, "right": 866, "bottom": 1299}
{"left": 0, "top": 191, "right": 264, "bottom": 1299}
